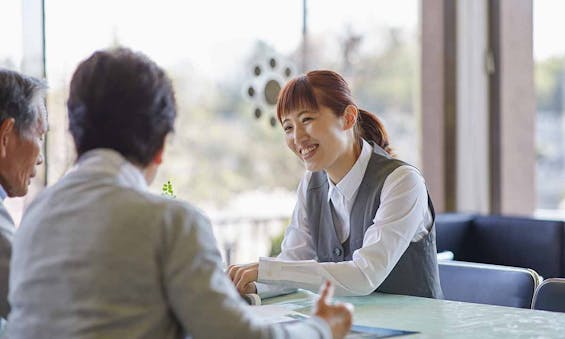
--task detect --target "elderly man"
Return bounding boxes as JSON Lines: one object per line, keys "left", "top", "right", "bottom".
{"left": 0, "top": 69, "right": 47, "bottom": 319}
{"left": 6, "top": 48, "right": 352, "bottom": 338}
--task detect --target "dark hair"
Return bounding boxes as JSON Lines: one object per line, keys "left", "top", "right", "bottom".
{"left": 0, "top": 68, "right": 47, "bottom": 137}
{"left": 276, "top": 70, "right": 393, "bottom": 156}
{"left": 67, "top": 47, "right": 176, "bottom": 166}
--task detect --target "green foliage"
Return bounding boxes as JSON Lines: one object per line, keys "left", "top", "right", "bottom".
{"left": 353, "top": 29, "right": 417, "bottom": 114}
{"left": 269, "top": 227, "right": 286, "bottom": 257}
{"left": 535, "top": 56, "right": 565, "bottom": 112}
{"left": 161, "top": 179, "right": 176, "bottom": 198}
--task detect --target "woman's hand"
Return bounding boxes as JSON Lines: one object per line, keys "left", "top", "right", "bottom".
{"left": 227, "top": 262, "right": 259, "bottom": 294}
{"left": 313, "top": 281, "right": 353, "bottom": 339}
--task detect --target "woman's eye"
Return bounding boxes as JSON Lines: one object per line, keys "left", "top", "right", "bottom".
{"left": 302, "top": 117, "right": 312, "bottom": 123}
{"left": 283, "top": 126, "right": 292, "bottom": 133}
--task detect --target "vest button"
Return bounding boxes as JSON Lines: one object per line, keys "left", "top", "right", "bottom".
{"left": 333, "top": 247, "right": 342, "bottom": 256}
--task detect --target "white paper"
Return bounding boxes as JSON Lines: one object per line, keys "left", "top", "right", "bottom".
{"left": 248, "top": 305, "right": 309, "bottom": 324}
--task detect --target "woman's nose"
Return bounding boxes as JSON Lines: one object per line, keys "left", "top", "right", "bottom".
{"left": 293, "top": 125, "right": 307, "bottom": 143}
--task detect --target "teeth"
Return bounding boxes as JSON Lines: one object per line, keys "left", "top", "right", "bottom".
{"left": 301, "top": 145, "right": 317, "bottom": 155}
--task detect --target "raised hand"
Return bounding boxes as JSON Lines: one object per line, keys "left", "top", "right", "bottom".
{"left": 313, "top": 281, "right": 353, "bottom": 339}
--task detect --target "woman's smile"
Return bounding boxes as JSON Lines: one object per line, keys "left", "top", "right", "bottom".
{"left": 300, "top": 144, "right": 319, "bottom": 160}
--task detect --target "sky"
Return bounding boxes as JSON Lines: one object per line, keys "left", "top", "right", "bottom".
{"left": 533, "top": 0, "right": 565, "bottom": 61}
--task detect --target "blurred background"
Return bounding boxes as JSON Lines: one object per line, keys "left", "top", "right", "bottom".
{"left": 0, "top": 0, "right": 562, "bottom": 264}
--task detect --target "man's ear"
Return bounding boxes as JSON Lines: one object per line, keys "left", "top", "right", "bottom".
{"left": 152, "top": 146, "right": 165, "bottom": 165}
{"left": 342, "top": 105, "right": 358, "bottom": 130}
{"left": 0, "top": 118, "right": 15, "bottom": 158}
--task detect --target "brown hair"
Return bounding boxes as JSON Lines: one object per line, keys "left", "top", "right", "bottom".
{"left": 276, "top": 70, "right": 393, "bottom": 156}
{"left": 67, "top": 47, "right": 176, "bottom": 166}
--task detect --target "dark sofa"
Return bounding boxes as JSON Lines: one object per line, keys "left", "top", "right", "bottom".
{"left": 435, "top": 213, "right": 565, "bottom": 279}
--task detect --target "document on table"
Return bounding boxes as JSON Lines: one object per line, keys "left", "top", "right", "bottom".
{"left": 249, "top": 305, "right": 309, "bottom": 324}
{"left": 248, "top": 305, "right": 418, "bottom": 338}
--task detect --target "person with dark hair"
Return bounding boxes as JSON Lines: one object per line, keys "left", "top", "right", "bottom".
{"left": 6, "top": 50, "right": 352, "bottom": 339}
{"left": 229, "top": 70, "right": 443, "bottom": 299}
{"left": 0, "top": 69, "right": 47, "bottom": 320}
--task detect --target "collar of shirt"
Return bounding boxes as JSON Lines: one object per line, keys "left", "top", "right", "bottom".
{"left": 71, "top": 148, "right": 148, "bottom": 192}
{"left": 0, "top": 184, "right": 6, "bottom": 201}
{"left": 327, "top": 139, "right": 373, "bottom": 204}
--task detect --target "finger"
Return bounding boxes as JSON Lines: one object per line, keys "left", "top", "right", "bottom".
{"left": 236, "top": 270, "right": 255, "bottom": 292}
{"left": 227, "top": 265, "right": 238, "bottom": 281}
{"left": 245, "top": 282, "right": 257, "bottom": 294}
{"left": 233, "top": 266, "right": 243, "bottom": 282}
{"left": 317, "top": 281, "right": 333, "bottom": 308}
{"left": 341, "top": 305, "right": 353, "bottom": 328}
{"left": 332, "top": 304, "right": 353, "bottom": 330}
{"left": 336, "top": 303, "right": 353, "bottom": 316}
{"left": 342, "top": 302, "right": 354, "bottom": 313}
{"left": 235, "top": 270, "right": 250, "bottom": 292}
{"left": 236, "top": 280, "right": 252, "bottom": 294}
{"left": 318, "top": 280, "right": 330, "bottom": 299}
{"left": 237, "top": 282, "right": 254, "bottom": 294}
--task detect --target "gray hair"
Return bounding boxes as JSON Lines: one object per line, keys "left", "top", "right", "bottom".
{"left": 0, "top": 68, "right": 47, "bottom": 137}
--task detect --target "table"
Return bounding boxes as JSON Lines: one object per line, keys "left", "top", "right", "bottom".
{"left": 263, "top": 290, "right": 565, "bottom": 338}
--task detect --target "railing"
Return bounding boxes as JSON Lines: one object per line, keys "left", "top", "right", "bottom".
{"left": 211, "top": 214, "right": 289, "bottom": 266}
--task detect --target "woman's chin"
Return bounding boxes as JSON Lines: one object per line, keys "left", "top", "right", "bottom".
{"left": 303, "top": 161, "right": 323, "bottom": 172}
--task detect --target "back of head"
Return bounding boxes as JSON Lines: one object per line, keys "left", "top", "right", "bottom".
{"left": 67, "top": 47, "right": 176, "bottom": 166}
{"left": 276, "top": 70, "right": 393, "bottom": 156}
{"left": 0, "top": 69, "right": 47, "bottom": 137}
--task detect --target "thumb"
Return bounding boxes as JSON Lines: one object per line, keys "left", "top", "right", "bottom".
{"left": 317, "top": 280, "right": 334, "bottom": 307}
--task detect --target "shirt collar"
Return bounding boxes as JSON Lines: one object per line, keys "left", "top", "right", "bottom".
{"left": 327, "top": 139, "right": 373, "bottom": 202}
{"left": 72, "top": 149, "right": 148, "bottom": 192}
{"left": 0, "top": 184, "right": 6, "bottom": 201}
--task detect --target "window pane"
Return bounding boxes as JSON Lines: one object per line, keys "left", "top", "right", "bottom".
{"left": 0, "top": 0, "right": 27, "bottom": 226}
{"left": 0, "top": 1, "right": 23, "bottom": 70}
{"left": 306, "top": 0, "right": 420, "bottom": 165}
{"left": 534, "top": 0, "right": 565, "bottom": 216}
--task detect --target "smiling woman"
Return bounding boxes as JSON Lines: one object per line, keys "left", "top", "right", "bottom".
{"left": 229, "top": 70, "right": 443, "bottom": 299}
{"left": 278, "top": 71, "right": 392, "bottom": 182}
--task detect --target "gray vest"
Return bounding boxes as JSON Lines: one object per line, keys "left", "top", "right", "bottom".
{"left": 305, "top": 143, "right": 443, "bottom": 298}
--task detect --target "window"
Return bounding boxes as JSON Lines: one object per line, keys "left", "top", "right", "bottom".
{"left": 43, "top": 0, "right": 420, "bottom": 263}
{"left": 534, "top": 0, "right": 565, "bottom": 217}
{"left": 0, "top": 1, "right": 23, "bottom": 70}
{"left": 0, "top": 0, "right": 28, "bottom": 225}
{"left": 307, "top": 0, "right": 420, "bottom": 165}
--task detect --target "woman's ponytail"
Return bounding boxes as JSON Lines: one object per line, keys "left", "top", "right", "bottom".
{"left": 357, "top": 109, "right": 394, "bottom": 157}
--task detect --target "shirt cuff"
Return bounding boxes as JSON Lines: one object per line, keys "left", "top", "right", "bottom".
{"left": 258, "top": 257, "right": 322, "bottom": 286}
{"left": 307, "top": 316, "right": 332, "bottom": 339}
{"left": 258, "top": 257, "right": 282, "bottom": 282}
{"left": 255, "top": 282, "right": 297, "bottom": 299}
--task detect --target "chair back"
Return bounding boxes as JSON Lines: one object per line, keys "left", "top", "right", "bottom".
{"left": 531, "top": 278, "right": 565, "bottom": 312}
{"left": 439, "top": 260, "right": 540, "bottom": 308}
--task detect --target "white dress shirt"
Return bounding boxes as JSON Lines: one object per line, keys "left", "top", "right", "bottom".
{"left": 257, "top": 139, "right": 433, "bottom": 296}
{"left": 0, "top": 185, "right": 7, "bottom": 201}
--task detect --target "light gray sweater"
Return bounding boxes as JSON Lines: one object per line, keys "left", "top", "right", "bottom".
{"left": 6, "top": 149, "right": 329, "bottom": 339}
{"left": 0, "top": 200, "right": 14, "bottom": 319}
